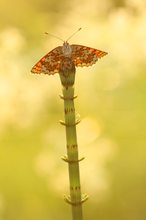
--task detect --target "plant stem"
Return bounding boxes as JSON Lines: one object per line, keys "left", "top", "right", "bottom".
{"left": 59, "top": 67, "right": 87, "bottom": 220}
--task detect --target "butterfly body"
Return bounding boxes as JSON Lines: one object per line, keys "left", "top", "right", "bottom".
{"left": 31, "top": 41, "right": 107, "bottom": 75}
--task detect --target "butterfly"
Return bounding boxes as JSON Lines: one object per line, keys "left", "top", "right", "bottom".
{"left": 31, "top": 29, "right": 108, "bottom": 75}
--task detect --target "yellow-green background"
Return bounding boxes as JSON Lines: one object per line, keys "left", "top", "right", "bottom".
{"left": 0, "top": 0, "right": 146, "bottom": 219}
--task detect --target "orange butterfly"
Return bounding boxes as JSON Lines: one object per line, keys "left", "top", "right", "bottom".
{"left": 31, "top": 29, "right": 108, "bottom": 75}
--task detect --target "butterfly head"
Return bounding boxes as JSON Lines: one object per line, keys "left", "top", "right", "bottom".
{"left": 62, "top": 41, "right": 72, "bottom": 57}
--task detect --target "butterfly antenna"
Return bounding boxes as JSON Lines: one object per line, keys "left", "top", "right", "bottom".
{"left": 66, "top": 28, "right": 82, "bottom": 41}
{"left": 44, "top": 32, "right": 64, "bottom": 42}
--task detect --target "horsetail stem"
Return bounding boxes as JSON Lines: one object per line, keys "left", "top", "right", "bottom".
{"left": 59, "top": 69, "right": 88, "bottom": 220}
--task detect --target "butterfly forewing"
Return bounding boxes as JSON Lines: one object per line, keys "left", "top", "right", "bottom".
{"left": 31, "top": 46, "right": 63, "bottom": 75}
{"left": 31, "top": 43, "right": 107, "bottom": 75}
{"left": 71, "top": 44, "right": 108, "bottom": 67}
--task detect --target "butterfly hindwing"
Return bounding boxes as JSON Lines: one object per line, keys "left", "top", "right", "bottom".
{"left": 71, "top": 44, "right": 108, "bottom": 67}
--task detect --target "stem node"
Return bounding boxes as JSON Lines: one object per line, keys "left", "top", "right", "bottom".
{"left": 61, "top": 155, "right": 85, "bottom": 163}
{"left": 59, "top": 119, "right": 81, "bottom": 126}
{"left": 59, "top": 94, "right": 78, "bottom": 100}
{"left": 64, "top": 194, "right": 89, "bottom": 206}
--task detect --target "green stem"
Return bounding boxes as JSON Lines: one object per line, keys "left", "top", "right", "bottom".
{"left": 59, "top": 69, "right": 87, "bottom": 220}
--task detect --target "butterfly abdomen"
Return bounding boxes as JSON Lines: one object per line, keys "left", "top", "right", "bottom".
{"left": 60, "top": 57, "right": 75, "bottom": 77}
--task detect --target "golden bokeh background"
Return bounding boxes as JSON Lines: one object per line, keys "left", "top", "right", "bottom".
{"left": 0, "top": 0, "right": 146, "bottom": 219}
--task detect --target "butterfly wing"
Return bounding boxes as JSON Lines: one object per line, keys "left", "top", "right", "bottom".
{"left": 71, "top": 44, "right": 108, "bottom": 67}
{"left": 31, "top": 46, "right": 63, "bottom": 75}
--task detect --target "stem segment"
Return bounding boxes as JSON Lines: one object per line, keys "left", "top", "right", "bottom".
{"left": 59, "top": 65, "right": 87, "bottom": 220}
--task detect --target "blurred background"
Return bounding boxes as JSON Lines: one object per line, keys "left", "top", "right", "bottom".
{"left": 0, "top": 0, "right": 146, "bottom": 219}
